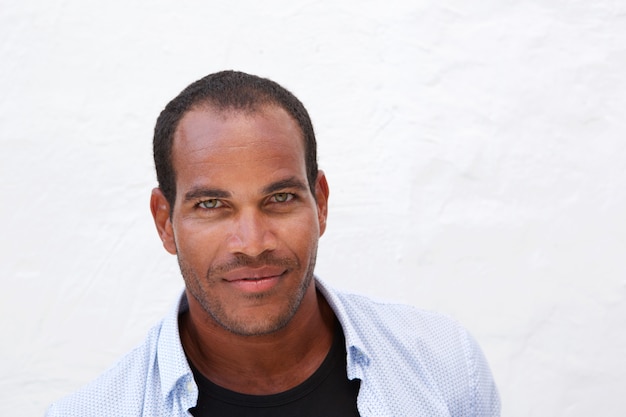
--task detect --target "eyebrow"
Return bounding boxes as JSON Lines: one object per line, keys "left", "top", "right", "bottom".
{"left": 183, "top": 177, "right": 308, "bottom": 202}
{"left": 184, "top": 187, "right": 231, "bottom": 202}
{"left": 262, "top": 177, "right": 308, "bottom": 195}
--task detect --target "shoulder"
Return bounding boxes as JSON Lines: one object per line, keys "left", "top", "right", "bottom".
{"left": 318, "top": 279, "right": 500, "bottom": 416}
{"left": 45, "top": 324, "right": 161, "bottom": 416}
{"left": 320, "top": 281, "right": 466, "bottom": 350}
{"left": 44, "top": 293, "right": 194, "bottom": 416}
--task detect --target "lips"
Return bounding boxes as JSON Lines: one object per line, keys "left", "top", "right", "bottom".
{"left": 222, "top": 266, "right": 287, "bottom": 293}
{"left": 222, "top": 266, "right": 287, "bottom": 282}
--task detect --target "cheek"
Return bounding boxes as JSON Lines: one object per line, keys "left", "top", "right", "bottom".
{"left": 277, "top": 215, "right": 320, "bottom": 253}
{"left": 174, "top": 210, "right": 321, "bottom": 261}
{"left": 174, "top": 223, "right": 223, "bottom": 265}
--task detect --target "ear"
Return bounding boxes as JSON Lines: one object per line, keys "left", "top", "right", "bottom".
{"left": 314, "top": 171, "right": 330, "bottom": 236}
{"left": 150, "top": 188, "right": 177, "bottom": 255}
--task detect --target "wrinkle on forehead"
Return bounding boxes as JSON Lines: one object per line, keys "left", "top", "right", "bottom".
{"left": 182, "top": 141, "right": 301, "bottom": 168}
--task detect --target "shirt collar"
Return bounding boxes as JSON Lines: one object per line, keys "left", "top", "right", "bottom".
{"left": 156, "top": 291, "right": 197, "bottom": 400}
{"left": 156, "top": 278, "right": 372, "bottom": 399}
{"left": 315, "top": 277, "right": 372, "bottom": 379}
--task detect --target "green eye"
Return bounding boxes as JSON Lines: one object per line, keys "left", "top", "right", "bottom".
{"left": 198, "top": 199, "right": 222, "bottom": 209}
{"left": 273, "top": 193, "right": 293, "bottom": 203}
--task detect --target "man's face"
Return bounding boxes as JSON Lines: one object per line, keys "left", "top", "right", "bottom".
{"left": 154, "top": 105, "right": 328, "bottom": 336}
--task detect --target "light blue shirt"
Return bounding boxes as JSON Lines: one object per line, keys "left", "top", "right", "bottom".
{"left": 46, "top": 278, "right": 500, "bottom": 416}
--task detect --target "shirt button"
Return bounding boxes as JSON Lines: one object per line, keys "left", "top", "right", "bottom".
{"left": 350, "top": 346, "right": 371, "bottom": 366}
{"left": 186, "top": 381, "right": 194, "bottom": 392}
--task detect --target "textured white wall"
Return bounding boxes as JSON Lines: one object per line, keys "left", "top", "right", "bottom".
{"left": 2, "top": 1, "right": 625, "bottom": 415}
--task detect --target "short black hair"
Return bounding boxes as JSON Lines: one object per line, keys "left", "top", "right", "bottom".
{"left": 153, "top": 70, "right": 318, "bottom": 208}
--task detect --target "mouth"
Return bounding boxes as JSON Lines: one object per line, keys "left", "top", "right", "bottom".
{"left": 222, "top": 267, "right": 287, "bottom": 293}
{"left": 223, "top": 265, "right": 287, "bottom": 281}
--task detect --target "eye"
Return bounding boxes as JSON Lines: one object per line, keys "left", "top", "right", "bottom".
{"left": 272, "top": 193, "right": 294, "bottom": 203}
{"left": 197, "top": 199, "right": 223, "bottom": 209}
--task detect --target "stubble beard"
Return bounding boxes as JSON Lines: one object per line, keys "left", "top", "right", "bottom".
{"left": 177, "top": 248, "right": 318, "bottom": 337}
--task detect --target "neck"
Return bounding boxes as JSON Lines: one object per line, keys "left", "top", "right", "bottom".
{"left": 179, "top": 285, "right": 336, "bottom": 395}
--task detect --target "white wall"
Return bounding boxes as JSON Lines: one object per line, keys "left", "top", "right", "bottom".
{"left": 2, "top": 1, "right": 625, "bottom": 415}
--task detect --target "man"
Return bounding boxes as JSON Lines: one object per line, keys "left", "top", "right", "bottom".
{"left": 46, "top": 70, "right": 500, "bottom": 416}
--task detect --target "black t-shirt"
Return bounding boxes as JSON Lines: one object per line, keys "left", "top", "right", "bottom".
{"left": 188, "top": 324, "right": 361, "bottom": 417}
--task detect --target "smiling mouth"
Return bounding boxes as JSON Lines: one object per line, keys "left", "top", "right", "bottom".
{"left": 226, "top": 273, "right": 284, "bottom": 293}
{"left": 231, "top": 276, "right": 279, "bottom": 284}
{"left": 223, "top": 265, "right": 287, "bottom": 281}
{"left": 239, "top": 276, "right": 277, "bottom": 280}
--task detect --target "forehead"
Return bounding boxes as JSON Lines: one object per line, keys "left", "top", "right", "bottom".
{"left": 171, "top": 105, "right": 306, "bottom": 189}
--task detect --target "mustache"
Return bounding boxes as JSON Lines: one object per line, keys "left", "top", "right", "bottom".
{"left": 207, "top": 252, "right": 298, "bottom": 276}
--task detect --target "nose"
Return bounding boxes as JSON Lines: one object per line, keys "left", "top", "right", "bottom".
{"left": 226, "top": 208, "right": 277, "bottom": 257}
